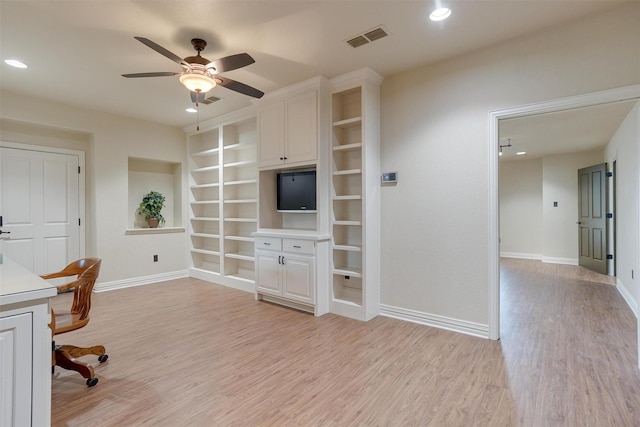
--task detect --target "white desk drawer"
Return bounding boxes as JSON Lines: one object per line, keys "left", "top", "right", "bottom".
{"left": 283, "top": 239, "right": 315, "bottom": 255}
{"left": 255, "top": 237, "right": 282, "bottom": 251}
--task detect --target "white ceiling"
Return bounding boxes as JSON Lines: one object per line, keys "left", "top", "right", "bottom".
{"left": 1, "top": 0, "right": 632, "bottom": 130}
{"left": 499, "top": 100, "right": 636, "bottom": 162}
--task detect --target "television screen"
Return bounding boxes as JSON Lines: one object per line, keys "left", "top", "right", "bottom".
{"left": 277, "top": 170, "right": 316, "bottom": 212}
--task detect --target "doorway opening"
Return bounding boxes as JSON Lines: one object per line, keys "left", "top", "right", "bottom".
{"left": 488, "top": 84, "right": 640, "bottom": 341}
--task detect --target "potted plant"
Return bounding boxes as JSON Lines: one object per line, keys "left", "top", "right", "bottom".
{"left": 138, "top": 191, "right": 166, "bottom": 228}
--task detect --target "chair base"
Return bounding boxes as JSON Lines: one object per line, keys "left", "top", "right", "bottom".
{"left": 53, "top": 343, "right": 108, "bottom": 387}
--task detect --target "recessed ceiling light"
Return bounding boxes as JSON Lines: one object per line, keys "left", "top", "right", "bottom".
{"left": 4, "top": 59, "right": 28, "bottom": 69}
{"left": 430, "top": 7, "right": 452, "bottom": 22}
{"left": 186, "top": 108, "right": 197, "bottom": 113}
{"left": 516, "top": 151, "right": 527, "bottom": 156}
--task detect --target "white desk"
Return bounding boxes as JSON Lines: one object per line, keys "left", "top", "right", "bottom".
{"left": 0, "top": 255, "right": 56, "bottom": 427}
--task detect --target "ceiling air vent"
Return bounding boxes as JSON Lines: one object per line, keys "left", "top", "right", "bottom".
{"left": 201, "top": 95, "right": 222, "bottom": 105}
{"left": 345, "top": 25, "right": 389, "bottom": 48}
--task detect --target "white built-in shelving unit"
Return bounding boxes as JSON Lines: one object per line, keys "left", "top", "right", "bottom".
{"left": 186, "top": 107, "right": 257, "bottom": 292}
{"left": 253, "top": 76, "right": 331, "bottom": 315}
{"left": 329, "top": 68, "right": 383, "bottom": 321}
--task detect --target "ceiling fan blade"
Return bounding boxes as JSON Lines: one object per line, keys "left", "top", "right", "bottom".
{"left": 190, "top": 91, "right": 207, "bottom": 103}
{"left": 134, "top": 37, "right": 190, "bottom": 69}
{"left": 122, "top": 72, "right": 181, "bottom": 78}
{"left": 207, "top": 53, "right": 255, "bottom": 74}
{"left": 216, "top": 76, "right": 264, "bottom": 98}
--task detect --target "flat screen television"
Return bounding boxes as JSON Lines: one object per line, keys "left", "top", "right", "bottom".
{"left": 277, "top": 170, "right": 316, "bottom": 213}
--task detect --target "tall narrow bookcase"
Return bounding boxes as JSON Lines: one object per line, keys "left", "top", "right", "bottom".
{"left": 187, "top": 107, "right": 257, "bottom": 292}
{"left": 329, "top": 69, "right": 383, "bottom": 321}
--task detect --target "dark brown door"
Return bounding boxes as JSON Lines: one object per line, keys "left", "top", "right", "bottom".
{"left": 578, "top": 163, "right": 607, "bottom": 274}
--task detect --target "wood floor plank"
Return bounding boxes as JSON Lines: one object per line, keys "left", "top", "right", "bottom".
{"left": 50, "top": 259, "right": 640, "bottom": 426}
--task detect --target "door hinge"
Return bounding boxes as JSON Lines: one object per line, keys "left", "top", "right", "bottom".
{"left": 606, "top": 171, "right": 613, "bottom": 177}
{"left": 78, "top": 218, "right": 81, "bottom": 226}
{"left": 606, "top": 213, "right": 613, "bottom": 219}
{"left": 607, "top": 254, "right": 614, "bottom": 260}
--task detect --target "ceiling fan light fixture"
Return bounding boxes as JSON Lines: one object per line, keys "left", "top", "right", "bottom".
{"left": 179, "top": 72, "right": 216, "bottom": 93}
{"left": 430, "top": 7, "right": 452, "bottom": 21}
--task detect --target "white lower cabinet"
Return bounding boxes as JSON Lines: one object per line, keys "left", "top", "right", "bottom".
{"left": 255, "top": 236, "right": 317, "bottom": 309}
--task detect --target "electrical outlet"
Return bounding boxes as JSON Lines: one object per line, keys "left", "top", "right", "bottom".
{"left": 153, "top": 254, "right": 158, "bottom": 262}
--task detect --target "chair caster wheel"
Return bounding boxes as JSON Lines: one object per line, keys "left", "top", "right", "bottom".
{"left": 98, "top": 354, "right": 109, "bottom": 363}
{"left": 86, "top": 377, "right": 98, "bottom": 387}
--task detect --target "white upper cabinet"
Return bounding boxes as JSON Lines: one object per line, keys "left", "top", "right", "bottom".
{"left": 257, "top": 78, "right": 325, "bottom": 169}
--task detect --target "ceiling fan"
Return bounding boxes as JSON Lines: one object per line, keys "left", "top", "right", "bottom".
{"left": 122, "top": 37, "right": 264, "bottom": 101}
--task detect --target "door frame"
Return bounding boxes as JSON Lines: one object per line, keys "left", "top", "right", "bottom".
{"left": 487, "top": 83, "right": 640, "bottom": 341}
{"left": 0, "top": 141, "right": 86, "bottom": 259}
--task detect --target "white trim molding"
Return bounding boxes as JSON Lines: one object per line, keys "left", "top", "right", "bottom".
{"left": 488, "top": 84, "right": 640, "bottom": 341}
{"left": 541, "top": 256, "right": 578, "bottom": 265}
{"left": 380, "top": 304, "right": 489, "bottom": 339}
{"left": 94, "top": 270, "right": 189, "bottom": 292}
{"left": 617, "top": 278, "right": 639, "bottom": 319}
{"left": 500, "top": 252, "right": 542, "bottom": 260}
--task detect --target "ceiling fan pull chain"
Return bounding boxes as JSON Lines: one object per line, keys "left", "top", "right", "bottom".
{"left": 196, "top": 97, "right": 200, "bottom": 131}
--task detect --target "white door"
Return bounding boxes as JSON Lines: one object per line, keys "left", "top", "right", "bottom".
{"left": 0, "top": 147, "right": 80, "bottom": 274}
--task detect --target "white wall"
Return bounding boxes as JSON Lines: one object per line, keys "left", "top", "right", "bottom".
{"left": 542, "top": 151, "right": 604, "bottom": 263}
{"left": 499, "top": 158, "right": 542, "bottom": 258}
{"left": 380, "top": 3, "right": 640, "bottom": 327}
{"left": 0, "top": 92, "right": 188, "bottom": 283}
{"left": 605, "top": 102, "right": 640, "bottom": 315}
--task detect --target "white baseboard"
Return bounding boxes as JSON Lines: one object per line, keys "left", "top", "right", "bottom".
{"left": 94, "top": 270, "right": 189, "bottom": 292}
{"left": 500, "top": 252, "right": 542, "bottom": 260}
{"left": 616, "top": 278, "right": 639, "bottom": 318}
{"left": 379, "top": 304, "right": 489, "bottom": 339}
{"left": 542, "top": 256, "right": 578, "bottom": 265}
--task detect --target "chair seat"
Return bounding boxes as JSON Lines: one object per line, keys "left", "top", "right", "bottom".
{"left": 54, "top": 311, "right": 90, "bottom": 334}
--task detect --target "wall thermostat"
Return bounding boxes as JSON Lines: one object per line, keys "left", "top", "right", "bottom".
{"left": 381, "top": 172, "right": 398, "bottom": 183}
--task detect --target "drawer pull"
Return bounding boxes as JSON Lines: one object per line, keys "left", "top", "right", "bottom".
{"left": 293, "top": 245, "right": 301, "bottom": 249}
{"left": 263, "top": 242, "right": 271, "bottom": 246}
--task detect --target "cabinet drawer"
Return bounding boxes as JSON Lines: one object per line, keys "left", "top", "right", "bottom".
{"left": 255, "top": 237, "right": 282, "bottom": 251}
{"left": 283, "top": 239, "right": 315, "bottom": 255}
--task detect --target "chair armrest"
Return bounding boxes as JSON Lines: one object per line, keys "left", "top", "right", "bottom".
{"left": 55, "top": 281, "right": 79, "bottom": 292}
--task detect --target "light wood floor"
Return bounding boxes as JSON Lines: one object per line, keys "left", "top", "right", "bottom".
{"left": 51, "top": 259, "right": 639, "bottom": 426}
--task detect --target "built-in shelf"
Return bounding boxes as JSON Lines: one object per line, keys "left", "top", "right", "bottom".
{"left": 192, "top": 147, "right": 220, "bottom": 157}
{"left": 191, "top": 248, "right": 220, "bottom": 256}
{"left": 192, "top": 165, "right": 220, "bottom": 173}
{"left": 225, "top": 252, "right": 255, "bottom": 261}
{"left": 333, "top": 169, "right": 362, "bottom": 176}
{"left": 333, "top": 143, "right": 362, "bottom": 152}
{"left": 187, "top": 109, "right": 257, "bottom": 288}
{"left": 333, "top": 195, "right": 362, "bottom": 201}
{"left": 125, "top": 227, "right": 185, "bottom": 235}
{"left": 332, "top": 117, "right": 362, "bottom": 128}
{"left": 329, "top": 71, "right": 382, "bottom": 321}
{"left": 333, "top": 266, "right": 363, "bottom": 277}
{"left": 333, "top": 220, "right": 362, "bottom": 226}
{"left": 191, "top": 233, "right": 220, "bottom": 238}
{"left": 333, "top": 244, "right": 362, "bottom": 252}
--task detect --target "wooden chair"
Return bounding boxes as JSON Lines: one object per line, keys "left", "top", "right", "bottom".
{"left": 42, "top": 258, "right": 108, "bottom": 387}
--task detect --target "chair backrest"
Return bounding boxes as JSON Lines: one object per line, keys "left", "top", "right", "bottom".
{"left": 69, "top": 259, "right": 102, "bottom": 321}
{"left": 41, "top": 257, "right": 101, "bottom": 281}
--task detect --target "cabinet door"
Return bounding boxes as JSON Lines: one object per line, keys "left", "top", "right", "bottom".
{"left": 285, "top": 91, "right": 317, "bottom": 165}
{"left": 257, "top": 102, "right": 285, "bottom": 168}
{"left": 0, "top": 312, "right": 32, "bottom": 427}
{"left": 255, "top": 250, "right": 282, "bottom": 295}
{"left": 282, "top": 253, "right": 315, "bottom": 304}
